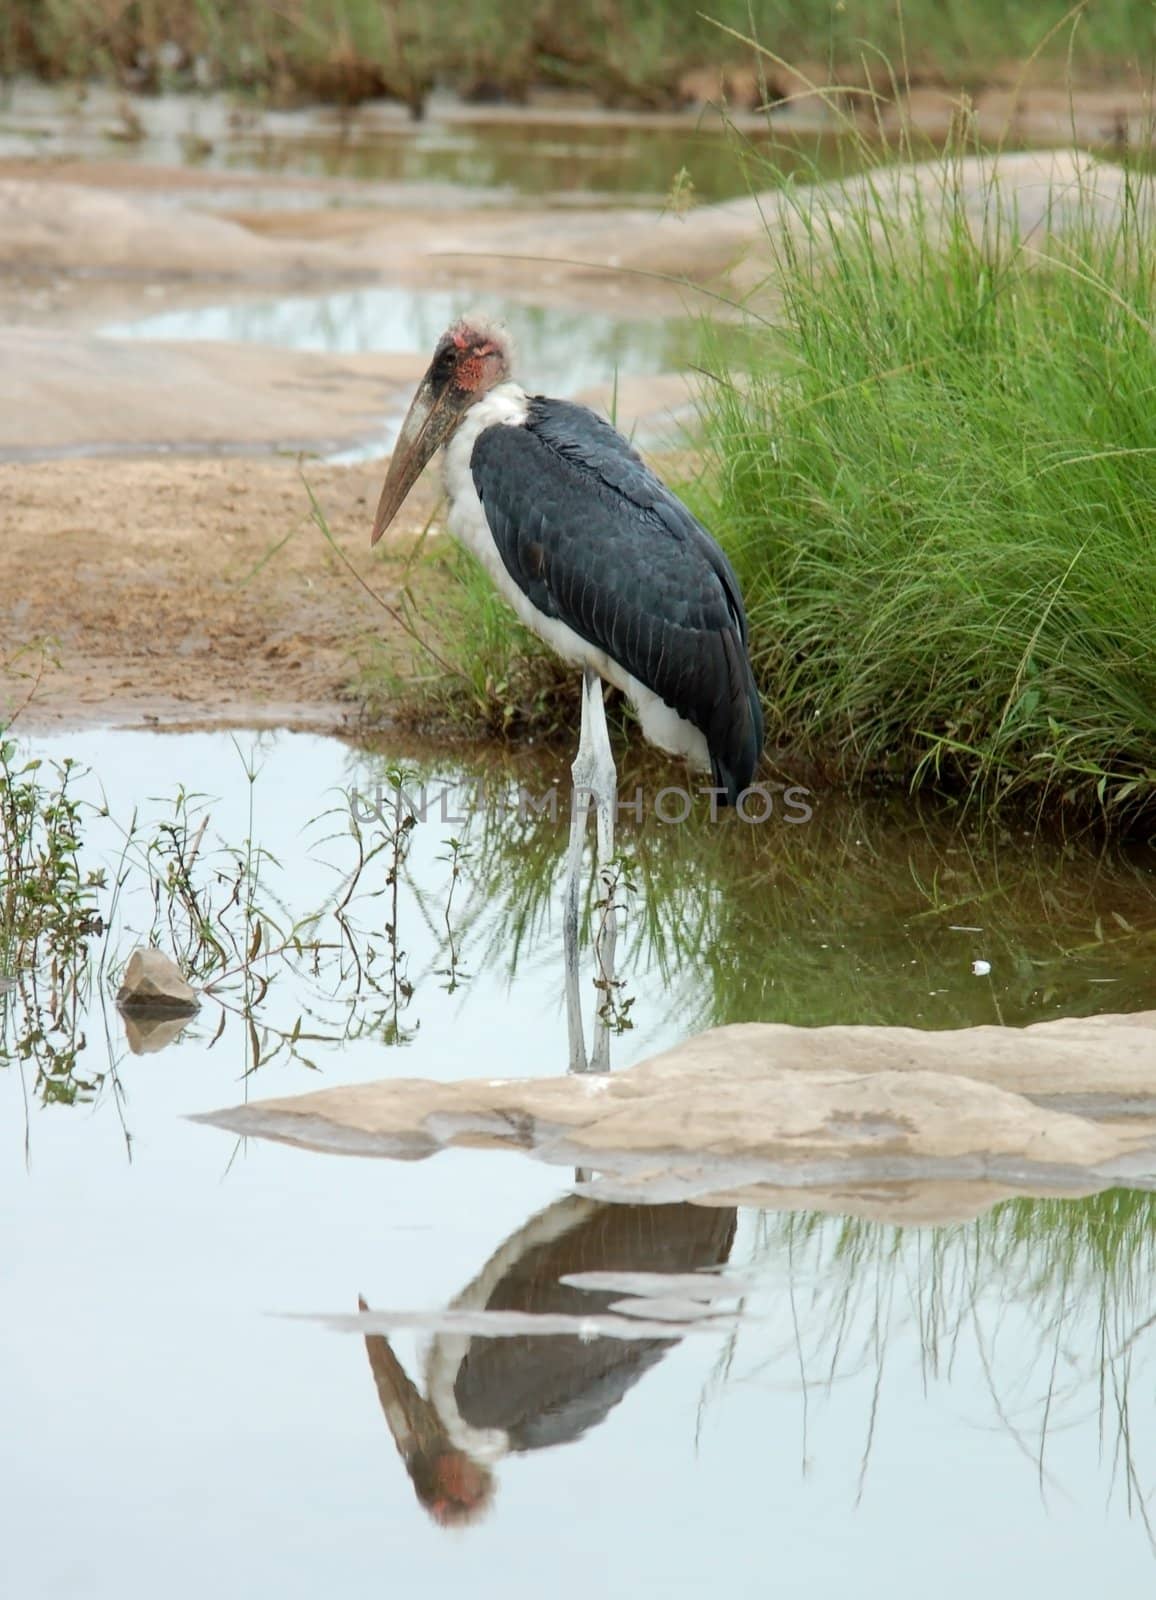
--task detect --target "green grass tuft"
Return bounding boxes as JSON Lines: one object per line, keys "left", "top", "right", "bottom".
{"left": 357, "top": 540, "right": 581, "bottom": 742}
{"left": 699, "top": 136, "right": 1156, "bottom": 829}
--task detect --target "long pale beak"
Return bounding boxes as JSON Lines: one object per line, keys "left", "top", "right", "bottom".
{"left": 371, "top": 375, "right": 462, "bottom": 547}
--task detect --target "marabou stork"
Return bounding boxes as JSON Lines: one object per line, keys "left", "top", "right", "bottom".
{"left": 371, "top": 315, "right": 764, "bottom": 1070}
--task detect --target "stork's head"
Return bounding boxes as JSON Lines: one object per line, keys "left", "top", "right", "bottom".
{"left": 371, "top": 315, "right": 512, "bottom": 547}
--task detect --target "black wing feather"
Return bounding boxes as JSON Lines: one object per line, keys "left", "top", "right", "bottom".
{"left": 470, "top": 397, "right": 763, "bottom": 801}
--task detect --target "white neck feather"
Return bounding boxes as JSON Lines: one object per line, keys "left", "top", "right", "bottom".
{"left": 444, "top": 381, "right": 528, "bottom": 472}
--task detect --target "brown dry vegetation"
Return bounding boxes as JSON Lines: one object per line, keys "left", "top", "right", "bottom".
{"left": 5, "top": 0, "right": 1153, "bottom": 111}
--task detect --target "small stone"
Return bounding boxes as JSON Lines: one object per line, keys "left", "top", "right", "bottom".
{"left": 971, "top": 959, "right": 992, "bottom": 977}
{"left": 116, "top": 947, "right": 199, "bottom": 1015}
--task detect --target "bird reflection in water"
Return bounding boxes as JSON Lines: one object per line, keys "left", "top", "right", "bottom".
{"left": 359, "top": 1197, "right": 737, "bottom": 1526}
{"left": 352, "top": 577, "right": 739, "bottom": 1523}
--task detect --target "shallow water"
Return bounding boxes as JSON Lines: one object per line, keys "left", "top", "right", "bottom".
{"left": 4, "top": 728, "right": 1156, "bottom": 1595}
{"left": 206, "top": 115, "right": 849, "bottom": 206}
{"left": 0, "top": 83, "right": 849, "bottom": 207}
{"left": 103, "top": 287, "right": 700, "bottom": 460}
{"left": 106, "top": 287, "right": 690, "bottom": 409}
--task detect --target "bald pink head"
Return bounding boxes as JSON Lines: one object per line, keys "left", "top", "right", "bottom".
{"left": 370, "top": 314, "right": 513, "bottom": 547}
{"left": 435, "top": 314, "right": 514, "bottom": 396}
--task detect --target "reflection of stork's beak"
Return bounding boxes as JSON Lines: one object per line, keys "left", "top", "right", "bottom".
{"left": 359, "top": 1293, "right": 436, "bottom": 1458}
{"left": 371, "top": 373, "right": 462, "bottom": 547}
{"left": 357, "top": 1295, "right": 496, "bottom": 1527}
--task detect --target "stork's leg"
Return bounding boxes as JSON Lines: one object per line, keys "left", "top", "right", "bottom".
{"left": 564, "top": 669, "right": 619, "bottom": 1076}
{"left": 563, "top": 671, "right": 596, "bottom": 1074}
{"left": 583, "top": 671, "right": 618, "bottom": 1074}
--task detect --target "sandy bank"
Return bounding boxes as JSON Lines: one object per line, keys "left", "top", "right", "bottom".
{"left": 0, "top": 328, "right": 425, "bottom": 458}
{"left": 0, "top": 456, "right": 435, "bottom": 732}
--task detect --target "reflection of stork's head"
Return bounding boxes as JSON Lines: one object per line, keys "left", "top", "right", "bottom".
{"left": 370, "top": 313, "right": 513, "bottom": 547}
{"left": 358, "top": 1295, "right": 497, "bottom": 1530}
{"left": 411, "top": 1449, "right": 496, "bottom": 1528}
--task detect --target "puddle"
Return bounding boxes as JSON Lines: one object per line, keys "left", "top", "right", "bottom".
{"left": 0, "top": 83, "right": 855, "bottom": 207}
{"left": 102, "top": 288, "right": 697, "bottom": 458}
{"left": 4, "top": 727, "right": 1156, "bottom": 1593}
{"left": 206, "top": 116, "right": 851, "bottom": 207}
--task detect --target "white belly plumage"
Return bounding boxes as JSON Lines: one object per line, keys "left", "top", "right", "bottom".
{"left": 441, "top": 384, "right": 711, "bottom": 771}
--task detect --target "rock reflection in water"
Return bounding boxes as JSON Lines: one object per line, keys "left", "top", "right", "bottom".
{"left": 359, "top": 1196, "right": 736, "bottom": 1526}
{"left": 120, "top": 1010, "right": 196, "bottom": 1055}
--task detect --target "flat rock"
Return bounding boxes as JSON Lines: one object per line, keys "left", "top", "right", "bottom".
{"left": 194, "top": 1011, "right": 1156, "bottom": 1215}
{"left": 0, "top": 328, "right": 425, "bottom": 458}
{"left": 0, "top": 178, "right": 365, "bottom": 282}
{"left": 798, "top": 147, "right": 1139, "bottom": 237}
{"left": 339, "top": 150, "right": 1156, "bottom": 312}
{"left": 601, "top": 149, "right": 1150, "bottom": 299}
{"left": 638, "top": 1012, "right": 1156, "bottom": 1118}
{"left": 885, "top": 85, "right": 1156, "bottom": 150}
{"left": 117, "top": 947, "right": 199, "bottom": 1015}
{"left": 2, "top": 151, "right": 1144, "bottom": 321}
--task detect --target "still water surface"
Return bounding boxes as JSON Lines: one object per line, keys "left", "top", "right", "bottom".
{"left": 210, "top": 115, "right": 842, "bottom": 205}
{"left": 4, "top": 728, "right": 1156, "bottom": 1595}
{"left": 104, "top": 286, "right": 693, "bottom": 432}
{"left": 101, "top": 286, "right": 704, "bottom": 462}
{"left": 0, "top": 84, "right": 851, "bottom": 206}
